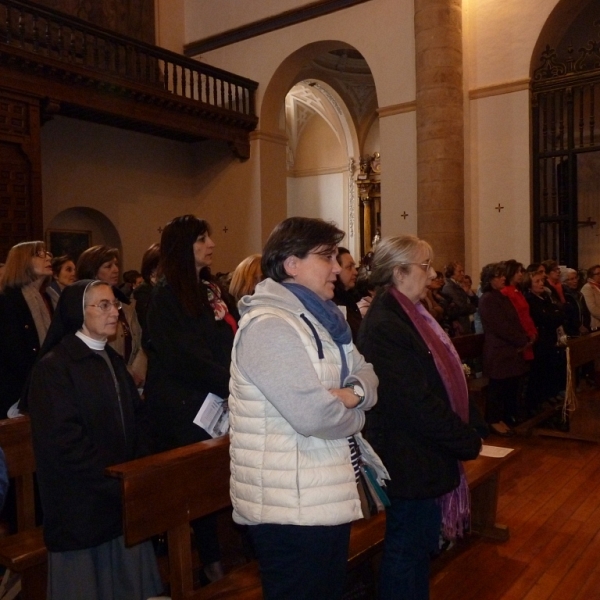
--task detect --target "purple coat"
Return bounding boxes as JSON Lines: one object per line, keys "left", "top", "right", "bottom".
{"left": 479, "top": 289, "right": 529, "bottom": 380}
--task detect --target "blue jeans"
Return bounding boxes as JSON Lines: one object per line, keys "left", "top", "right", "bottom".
{"left": 379, "top": 498, "right": 441, "bottom": 600}
{"left": 248, "top": 522, "right": 351, "bottom": 600}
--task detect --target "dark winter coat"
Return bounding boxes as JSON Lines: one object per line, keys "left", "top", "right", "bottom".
{"left": 479, "top": 289, "right": 530, "bottom": 380}
{"left": 525, "top": 291, "right": 565, "bottom": 358}
{"left": 144, "top": 279, "right": 234, "bottom": 452}
{"left": 27, "top": 334, "right": 150, "bottom": 552}
{"left": 0, "top": 287, "right": 42, "bottom": 417}
{"left": 356, "top": 289, "right": 481, "bottom": 500}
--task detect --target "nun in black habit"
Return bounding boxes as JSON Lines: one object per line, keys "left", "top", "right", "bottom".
{"left": 26, "top": 280, "right": 162, "bottom": 600}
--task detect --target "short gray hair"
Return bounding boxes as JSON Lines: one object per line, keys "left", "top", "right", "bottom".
{"left": 560, "top": 267, "right": 577, "bottom": 284}
{"left": 369, "top": 235, "right": 433, "bottom": 288}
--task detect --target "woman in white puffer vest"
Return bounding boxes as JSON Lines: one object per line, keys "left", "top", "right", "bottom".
{"left": 229, "top": 217, "right": 378, "bottom": 600}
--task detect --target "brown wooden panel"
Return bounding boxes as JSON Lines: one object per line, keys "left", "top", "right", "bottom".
{"left": 106, "top": 436, "right": 231, "bottom": 546}
{"left": 0, "top": 416, "right": 37, "bottom": 531}
{"left": 566, "top": 331, "right": 600, "bottom": 369}
{"left": 451, "top": 333, "right": 485, "bottom": 361}
{"left": 0, "top": 96, "right": 29, "bottom": 136}
{"left": 0, "top": 142, "right": 32, "bottom": 258}
{"left": 32, "top": 0, "right": 155, "bottom": 44}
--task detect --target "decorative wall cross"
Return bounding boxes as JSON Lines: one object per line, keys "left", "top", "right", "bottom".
{"left": 495, "top": 204, "right": 504, "bottom": 213}
{"left": 157, "top": 226, "right": 163, "bottom": 233}
{"left": 401, "top": 212, "right": 408, "bottom": 219}
{"left": 223, "top": 226, "right": 229, "bottom": 233}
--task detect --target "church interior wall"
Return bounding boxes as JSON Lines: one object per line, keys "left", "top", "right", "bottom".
{"left": 287, "top": 112, "right": 347, "bottom": 242}
{"left": 466, "top": 0, "right": 559, "bottom": 88}
{"left": 40, "top": 116, "right": 246, "bottom": 274}
{"left": 183, "top": 0, "right": 315, "bottom": 42}
{"left": 363, "top": 119, "right": 380, "bottom": 157}
{"left": 287, "top": 173, "right": 345, "bottom": 233}
{"left": 155, "top": 0, "right": 185, "bottom": 53}
{"left": 469, "top": 91, "right": 531, "bottom": 272}
{"left": 143, "top": 0, "right": 572, "bottom": 276}
{"left": 379, "top": 111, "right": 417, "bottom": 239}
{"left": 41, "top": 117, "right": 193, "bottom": 271}
{"left": 464, "top": 0, "right": 560, "bottom": 277}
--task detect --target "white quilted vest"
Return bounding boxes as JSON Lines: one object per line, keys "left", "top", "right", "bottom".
{"left": 229, "top": 305, "right": 362, "bottom": 526}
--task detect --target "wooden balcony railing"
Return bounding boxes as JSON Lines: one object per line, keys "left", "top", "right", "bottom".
{"left": 0, "top": 0, "right": 258, "bottom": 156}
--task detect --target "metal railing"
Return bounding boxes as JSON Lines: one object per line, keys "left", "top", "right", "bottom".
{"left": 0, "top": 0, "right": 257, "bottom": 118}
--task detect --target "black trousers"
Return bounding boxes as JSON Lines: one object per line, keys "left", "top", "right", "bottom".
{"left": 486, "top": 376, "right": 522, "bottom": 424}
{"left": 248, "top": 522, "right": 352, "bottom": 600}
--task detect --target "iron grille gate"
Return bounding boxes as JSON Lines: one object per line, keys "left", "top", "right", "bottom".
{"left": 532, "top": 22, "right": 600, "bottom": 267}
{"left": 532, "top": 75, "right": 600, "bottom": 266}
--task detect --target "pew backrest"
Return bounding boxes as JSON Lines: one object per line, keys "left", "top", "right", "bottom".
{"left": 0, "top": 416, "right": 36, "bottom": 530}
{"left": 451, "top": 333, "right": 485, "bottom": 361}
{"left": 106, "top": 435, "right": 230, "bottom": 547}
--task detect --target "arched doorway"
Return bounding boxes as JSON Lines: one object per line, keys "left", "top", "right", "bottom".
{"left": 259, "top": 43, "right": 379, "bottom": 257}
{"left": 46, "top": 206, "right": 122, "bottom": 262}
{"left": 531, "top": 0, "right": 600, "bottom": 267}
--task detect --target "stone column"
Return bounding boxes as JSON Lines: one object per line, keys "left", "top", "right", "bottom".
{"left": 414, "top": 0, "right": 465, "bottom": 267}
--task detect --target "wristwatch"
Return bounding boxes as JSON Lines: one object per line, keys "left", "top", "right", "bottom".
{"left": 345, "top": 383, "right": 365, "bottom": 405}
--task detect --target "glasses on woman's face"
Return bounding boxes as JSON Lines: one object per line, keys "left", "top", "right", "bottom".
{"left": 35, "top": 250, "right": 52, "bottom": 259}
{"left": 86, "top": 300, "right": 122, "bottom": 312}
{"left": 400, "top": 259, "right": 433, "bottom": 272}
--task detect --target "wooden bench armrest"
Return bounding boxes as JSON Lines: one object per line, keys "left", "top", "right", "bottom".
{"left": 0, "top": 527, "right": 47, "bottom": 572}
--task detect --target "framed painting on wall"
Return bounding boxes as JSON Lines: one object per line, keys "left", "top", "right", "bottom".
{"left": 46, "top": 229, "right": 92, "bottom": 263}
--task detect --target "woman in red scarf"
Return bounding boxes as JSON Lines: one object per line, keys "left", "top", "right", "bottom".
{"left": 500, "top": 260, "right": 537, "bottom": 361}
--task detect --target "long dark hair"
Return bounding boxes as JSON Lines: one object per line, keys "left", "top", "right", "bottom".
{"left": 159, "top": 215, "right": 212, "bottom": 318}
{"left": 504, "top": 259, "right": 523, "bottom": 288}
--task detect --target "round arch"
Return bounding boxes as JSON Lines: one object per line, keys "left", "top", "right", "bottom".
{"left": 257, "top": 41, "right": 379, "bottom": 253}
{"left": 530, "top": 0, "right": 594, "bottom": 76}
{"left": 47, "top": 206, "right": 122, "bottom": 259}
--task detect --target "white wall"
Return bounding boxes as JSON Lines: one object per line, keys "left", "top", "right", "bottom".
{"left": 469, "top": 91, "right": 531, "bottom": 270}
{"left": 464, "top": 0, "right": 562, "bottom": 277}
{"left": 287, "top": 173, "right": 345, "bottom": 228}
{"left": 42, "top": 117, "right": 257, "bottom": 273}
{"left": 379, "top": 111, "right": 417, "bottom": 239}
{"left": 466, "top": 0, "right": 560, "bottom": 88}
{"left": 184, "top": 0, "right": 316, "bottom": 42}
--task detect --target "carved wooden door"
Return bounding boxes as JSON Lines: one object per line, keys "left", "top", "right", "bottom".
{"left": 0, "top": 93, "right": 43, "bottom": 262}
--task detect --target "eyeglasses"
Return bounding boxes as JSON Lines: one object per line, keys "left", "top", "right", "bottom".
{"left": 34, "top": 250, "right": 52, "bottom": 258}
{"left": 400, "top": 259, "right": 433, "bottom": 272}
{"left": 86, "top": 300, "right": 122, "bottom": 312}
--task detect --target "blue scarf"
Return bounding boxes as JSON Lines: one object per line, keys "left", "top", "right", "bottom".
{"left": 282, "top": 282, "right": 352, "bottom": 382}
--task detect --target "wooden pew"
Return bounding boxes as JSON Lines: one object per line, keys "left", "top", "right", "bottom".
{"left": 451, "top": 333, "right": 488, "bottom": 415}
{"left": 535, "top": 331, "right": 600, "bottom": 441}
{"left": 107, "top": 437, "right": 517, "bottom": 600}
{"left": 0, "top": 417, "right": 46, "bottom": 600}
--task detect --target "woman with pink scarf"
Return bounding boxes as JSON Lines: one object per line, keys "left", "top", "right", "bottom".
{"left": 357, "top": 236, "right": 482, "bottom": 600}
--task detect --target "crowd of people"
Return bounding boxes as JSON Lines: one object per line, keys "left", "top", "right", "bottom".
{"left": 0, "top": 216, "right": 597, "bottom": 600}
